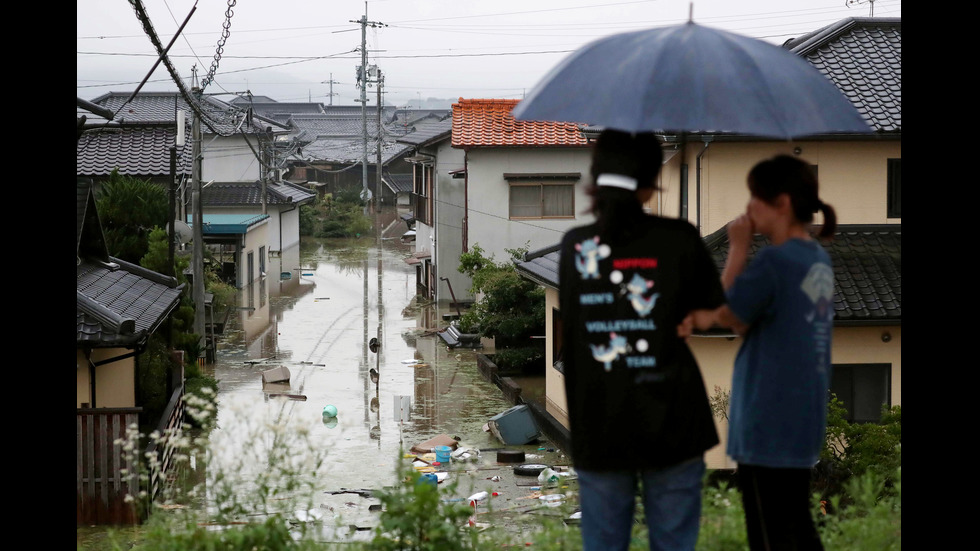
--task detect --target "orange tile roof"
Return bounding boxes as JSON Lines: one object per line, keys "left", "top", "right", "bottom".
{"left": 452, "top": 98, "right": 590, "bottom": 148}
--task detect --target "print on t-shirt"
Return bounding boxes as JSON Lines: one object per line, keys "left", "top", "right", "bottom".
{"left": 575, "top": 234, "right": 665, "bottom": 373}
{"left": 574, "top": 236, "right": 611, "bottom": 280}
{"left": 590, "top": 332, "right": 629, "bottom": 371}
{"left": 621, "top": 272, "right": 659, "bottom": 317}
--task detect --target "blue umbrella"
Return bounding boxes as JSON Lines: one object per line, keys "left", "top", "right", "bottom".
{"left": 511, "top": 21, "right": 871, "bottom": 139}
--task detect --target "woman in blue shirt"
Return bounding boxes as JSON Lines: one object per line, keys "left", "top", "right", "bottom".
{"left": 712, "top": 155, "right": 836, "bottom": 551}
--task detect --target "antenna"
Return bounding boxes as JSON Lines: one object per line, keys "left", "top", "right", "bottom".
{"left": 845, "top": 0, "right": 875, "bottom": 17}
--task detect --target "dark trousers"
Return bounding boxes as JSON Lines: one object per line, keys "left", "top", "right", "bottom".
{"left": 737, "top": 464, "right": 824, "bottom": 551}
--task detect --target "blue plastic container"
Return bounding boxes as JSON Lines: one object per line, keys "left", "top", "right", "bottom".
{"left": 434, "top": 445, "right": 452, "bottom": 464}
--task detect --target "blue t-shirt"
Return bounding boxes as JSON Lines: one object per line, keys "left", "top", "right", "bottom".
{"left": 726, "top": 238, "right": 834, "bottom": 468}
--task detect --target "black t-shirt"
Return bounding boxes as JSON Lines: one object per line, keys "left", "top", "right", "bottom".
{"left": 558, "top": 215, "right": 725, "bottom": 470}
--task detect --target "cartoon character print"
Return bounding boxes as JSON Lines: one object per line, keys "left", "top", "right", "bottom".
{"left": 622, "top": 273, "right": 660, "bottom": 317}
{"left": 801, "top": 263, "right": 834, "bottom": 323}
{"left": 590, "top": 332, "right": 629, "bottom": 371}
{"left": 575, "top": 236, "right": 609, "bottom": 280}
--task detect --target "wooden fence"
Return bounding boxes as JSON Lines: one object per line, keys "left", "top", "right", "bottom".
{"left": 76, "top": 383, "right": 184, "bottom": 525}
{"left": 76, "top": 408, "right": 141, "bottom": 525}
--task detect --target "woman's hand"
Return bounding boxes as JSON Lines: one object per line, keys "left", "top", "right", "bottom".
{"left": 727, "top": 213, "right": 754, "bottom": 250}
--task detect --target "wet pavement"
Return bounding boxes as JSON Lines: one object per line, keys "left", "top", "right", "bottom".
{"left": 201, "top": 211, "right": 577, "bottom": 544}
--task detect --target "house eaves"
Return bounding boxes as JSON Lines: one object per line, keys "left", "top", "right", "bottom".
{"left": 188, "top": 213, "right": 270, "bottom": 235}
{"left": 202, "top": 181, "right": 316, "bottom": 207}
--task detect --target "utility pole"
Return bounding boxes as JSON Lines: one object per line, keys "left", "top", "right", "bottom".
{"left": 376, "top": 69, "right": 384, "bottom": 213}
{"left": 351, "top": 2, "right": 386, "bottom": 203}
{"left": 321, "top": 73, "right": 339, "bottom": 106}
{"left": 191, "top": 67, "right": 206, "bottom": 358}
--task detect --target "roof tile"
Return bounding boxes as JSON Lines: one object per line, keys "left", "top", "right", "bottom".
{"left": 451, "top": 98, "right": 589, "bottom": 148}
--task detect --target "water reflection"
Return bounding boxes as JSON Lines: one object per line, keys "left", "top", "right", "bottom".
{"left": 206, "top": 211, "right": 513, "bottom": 525}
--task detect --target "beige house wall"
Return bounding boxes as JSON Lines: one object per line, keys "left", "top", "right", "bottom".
{"left": 657, "top": 141, "right": 902, "bottom": 234}
{"left": 76, "top": 348, "right": 136, "bottom": 408}
{"left": 688, "top": 325, "right": 902, "bottom": 470}
{"left": 542, "top": 309, "right": 902, "bottom": 471}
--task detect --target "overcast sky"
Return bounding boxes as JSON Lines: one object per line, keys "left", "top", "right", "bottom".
{"left": 77, "top": 0, "right": 901, "bottom": 108}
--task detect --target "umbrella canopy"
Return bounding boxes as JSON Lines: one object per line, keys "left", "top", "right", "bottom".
{"left": 511, "top": 21, "right": 871, "bottom": 140}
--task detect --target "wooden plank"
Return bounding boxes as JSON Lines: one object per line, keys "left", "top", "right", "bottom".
{"left": 99, "top": 414, "right": 109, "bottom": 507}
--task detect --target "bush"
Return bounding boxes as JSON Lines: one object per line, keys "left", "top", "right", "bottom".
{"left": 368, "top": 463, "right": 483, "bottom": 550}
{"left": 457, "top": 243, "right": 545, "bottom": 345}
{"left": 816, "top": 396, "right": 901, "bottom": 503}
{"left": 489, "top": 346, "right": 545, "bottom": 373}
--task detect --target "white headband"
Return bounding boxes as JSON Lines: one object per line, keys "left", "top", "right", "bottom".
{"left": 596, "top": 173, "right": 638, "bottom": 191}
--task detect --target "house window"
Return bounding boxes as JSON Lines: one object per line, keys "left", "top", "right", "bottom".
{"left": 509, "top": 183, "right": 575, "bottom": 219}
{"left": 830, "top": 363, "right": 891, "bottom": 423}
{"left": 887, "top": 159, "right": 901, "bottom": 218}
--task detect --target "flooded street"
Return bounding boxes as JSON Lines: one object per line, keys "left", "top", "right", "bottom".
{"left": 201, "top": 211, "right": 572, "bottom": 544}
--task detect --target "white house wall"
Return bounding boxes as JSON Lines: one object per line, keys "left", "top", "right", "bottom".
{"left": 432, "top": 140, "right": 468, "bottom": 304}
{"left": 465, "top": 147, "right": 594, "bottom": 266}
{"left": 201, "top": 134, "right": 263, "bottom": 182}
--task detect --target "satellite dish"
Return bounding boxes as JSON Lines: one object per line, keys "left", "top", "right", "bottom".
{"left": 168, "top": 220, "right": 193, "bottom": 245}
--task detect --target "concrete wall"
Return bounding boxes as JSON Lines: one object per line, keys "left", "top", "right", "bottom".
{"left": 432, "top": 140, "right": 468, "bottom": 304}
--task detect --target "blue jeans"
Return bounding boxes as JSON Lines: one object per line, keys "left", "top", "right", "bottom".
{"left": 577, "top": 456, "right": 705, "bottom": 551}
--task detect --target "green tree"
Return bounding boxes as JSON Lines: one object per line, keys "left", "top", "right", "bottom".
{"left": 140, "top": 228, "right": 218, "bottom": 431}
{"left": 96, "top": 169, "right": 170, "bottom": 263}
{"left": 457, "top": 243, "right": 545, "bottom": 370}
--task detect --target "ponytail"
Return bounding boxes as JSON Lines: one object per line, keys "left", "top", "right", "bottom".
{"left": 748, "top": 155, "right": 836, "bottom": 240}
{"left": 816, "top": 201, "right": 837, "bottom": 239}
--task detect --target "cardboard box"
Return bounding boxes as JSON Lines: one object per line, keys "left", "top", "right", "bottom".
{"left": 488, "top": 405, "right": 540, "bottom": 445}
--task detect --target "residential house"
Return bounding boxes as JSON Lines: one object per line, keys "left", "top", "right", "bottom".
{"left": 278, "top": 105, "right": 450, "bottom": 203}
{"left": 423, "top": 98, "right": 594, "bottom": 305}
{"left": 201, "top": 180, "right": 316, "bottom": 290}
{"left": 515, "top": 17, "right": 901, "bottom": 470}
{"left": 76, "top": 180, "right": 185, "bottom": 524}
{"left": 77, "top": 92, "right": 313, "bottom": 296}
{"left": 76, "top": 91, "right": 294, "bottom": 215}
{"left": 395, "top": 116, "right": 464, "bottom": 303}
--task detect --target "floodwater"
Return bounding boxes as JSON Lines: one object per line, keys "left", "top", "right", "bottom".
{"left": 77, "top": 208, "right": 572, "bottom": 550}
{"left": 196, "top": 209, "right": 572, "bottom": 544}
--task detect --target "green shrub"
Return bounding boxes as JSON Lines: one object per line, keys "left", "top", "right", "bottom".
{"left": 489, "top": 346, "right": 545, "bottom": 373}
{"left": 456, "top": 243, "right": 545, "bottom": 345}
{"left": 367, "top": 464, "right": 482, "bottom": 551}
{"left": 817, "top": 396, "right": 901, "bottom": 502}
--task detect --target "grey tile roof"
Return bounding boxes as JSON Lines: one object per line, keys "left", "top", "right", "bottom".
{"left": 78, "top": 91, "right": 291, "bottom": 178}
{"left": 246, "top": 102, "right": 326, "bottom": 118}
{"left": 514, "top": 244, "right": 561, "bottom": 290}
{"left": 384, "top": 173, "right": 413, "bottom": 194}
{"left": 87, "top": 91, "right": 290, "bottom": 134}
{"left": 77, "top": 126, "right": 193, "bottom": 177}
{"left": 77, "top": 258, "right": 184, "bottom": 347}
{"left": 202, "top": 180, "right": 316, "bottom": 206}
{"left": 396, "top": 117, "right": 453, "bottom": 147}
{"left": 76, "top": 182, "right": 184, "bottom": 348}
{"left": 785, "top": 17, "right": 901, "bottom": 134}
{"left": 514, "top": 224, "right": 901, "bottom": 325}
{"left": 703, "top": 223, "right": 901, "bottom": 324}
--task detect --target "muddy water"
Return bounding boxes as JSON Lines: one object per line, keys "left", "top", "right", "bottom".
{"left": 201, "top": 221, "right": 572, "bottom": 543}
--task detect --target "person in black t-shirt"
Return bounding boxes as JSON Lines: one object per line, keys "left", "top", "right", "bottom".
{"left": 559, "top": 130, "right": 725, "bottom": 551}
